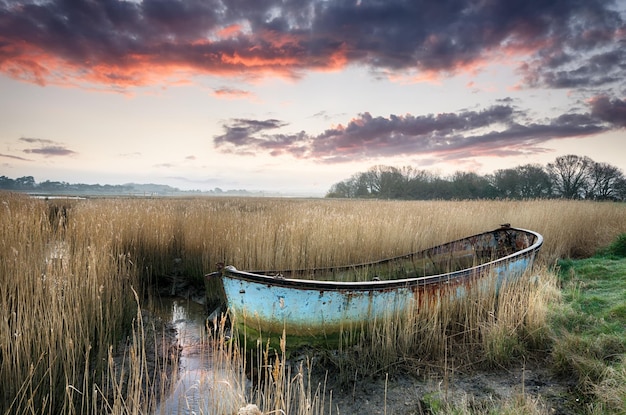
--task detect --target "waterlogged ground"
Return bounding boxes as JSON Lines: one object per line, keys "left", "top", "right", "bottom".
{"left": 150, "top": 297, "right": 246, "bottom": 415}
{"left": 148, "top": 284, "right": 579, "bottom": 415}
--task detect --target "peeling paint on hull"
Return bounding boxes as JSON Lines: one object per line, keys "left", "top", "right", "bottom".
{"left": 207, "top": 226, "right": 543, "bottom": 349}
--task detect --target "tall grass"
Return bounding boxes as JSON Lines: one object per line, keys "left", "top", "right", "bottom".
{"left": 1, "top": 193, "right": 625, "bottom": 414}
{"left": 40, "top": 197, "right": 626, "bottom": 277}
{"left": 0, "top": 194, "right": 139, "bottom": 414}
{"left": 317, "top": 266, "right": 559, "bottom": 385}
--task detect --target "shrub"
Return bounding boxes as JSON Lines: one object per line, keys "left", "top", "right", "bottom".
{"left": 605, "top": 233, "right": 626, "bottom": 258}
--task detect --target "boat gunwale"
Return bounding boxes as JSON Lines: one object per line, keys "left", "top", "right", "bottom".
{"left": 211, "top": 227, "right": 543, "bottom": 292}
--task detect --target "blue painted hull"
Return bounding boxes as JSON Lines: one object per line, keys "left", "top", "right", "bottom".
{"left": 207, "top": 226, "right": 543, "bottom": 348}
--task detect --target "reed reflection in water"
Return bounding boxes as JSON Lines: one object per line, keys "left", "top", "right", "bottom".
{"left": 153, "top": 298, "right": 243, "bottom": 415}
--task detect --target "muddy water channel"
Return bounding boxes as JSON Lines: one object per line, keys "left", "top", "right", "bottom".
{"left": 151, "top": 297, "right": 244, "bottom": 415}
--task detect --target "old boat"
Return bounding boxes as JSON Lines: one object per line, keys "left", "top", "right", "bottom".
{"left": 206, "top": 225, "right": 543, "bottom": 349}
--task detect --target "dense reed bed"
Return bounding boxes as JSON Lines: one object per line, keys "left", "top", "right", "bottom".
{"left": 1, "top": 194, "right": 140, "bottom": 414}
{"left": 48, "top": 196, "right": 626, "bottom": 278}
{"left": 1, "top": 192, "right": 625, "bottom": 414}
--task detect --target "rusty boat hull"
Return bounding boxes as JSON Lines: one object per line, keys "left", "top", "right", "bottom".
{"left": 207, "top": 226, "right": 543, "bottom": 349}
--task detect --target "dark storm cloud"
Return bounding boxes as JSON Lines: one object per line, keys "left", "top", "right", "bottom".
{"left": 214, "top": 118, "right": 308, "bottom": 156}
{"left": 214, "top": 118, "right": 289, "bottom": 146}
{"left": 0, "top": 0, "right": 624, "bottom": 89}
{"left": 590, "top": 96, "right": 626, "bottom": 127}
{"left": 532, "top": 49, "right": 626, "bottom": 89}
{"left": 19, "top": 137, "right": 77, "bottom": 157}
{"left": 517, "top": 3, "right": 626, "bottom": 90}
{"left": 213, "top": 102, "right": 610, "bottom": 162}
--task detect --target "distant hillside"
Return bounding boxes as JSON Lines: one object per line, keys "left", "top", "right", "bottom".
{"left": 0, "top": 175, "right": 281, "bottom": 197}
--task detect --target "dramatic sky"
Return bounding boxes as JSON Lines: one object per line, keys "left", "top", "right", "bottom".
{"left": 1, "top": 0, "right": 625, "bottom": 195}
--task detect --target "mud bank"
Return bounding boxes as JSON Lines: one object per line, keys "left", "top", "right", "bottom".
{"left": 154, "top": 278, "right": 579, "bottom": 415}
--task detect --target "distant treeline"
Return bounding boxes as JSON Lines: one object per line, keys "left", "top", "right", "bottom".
{"left": 0, "top": 176, "right": 180, "bottom": 195}
{"left": 326, "top": 154, "right": 626, "bottom": 201}
{"left": 0, "top": 176, "right": 266, "bottom": 197}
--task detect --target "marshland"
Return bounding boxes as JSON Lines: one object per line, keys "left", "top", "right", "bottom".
{"left": 1, "top": 193, "right": 626, "bottom": 414}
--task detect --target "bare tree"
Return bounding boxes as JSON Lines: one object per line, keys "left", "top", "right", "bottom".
{"left": 585, "top": 162, "right": 625, "bottom": 200}
{"left": 614, "top": 177, "right": 626, "bottom": 201}
{"left": 546, "top": 155, "right": 592, "bottom": 199}
{"left": 363, "top": 165, "right": 406, "bottom": 198}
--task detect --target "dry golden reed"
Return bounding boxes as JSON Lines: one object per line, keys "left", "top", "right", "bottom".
{"left": 59, "top": 197, "right": 626, "bottom": 274}
{"left": 2, "top": 192, "right": 625, "bottom": 414}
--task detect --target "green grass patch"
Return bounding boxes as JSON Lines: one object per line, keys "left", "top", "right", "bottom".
{"left": 551, "top": 239, "right": 626, "bottom": 411}
{"left": 597, "top": 233, "right": 626, "bottom": 258}
{"left": 557, "top": 256, "right": 626, "bottom": 333}
{"left": 608, "top": 303, "right": 626, "bottom": 322}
